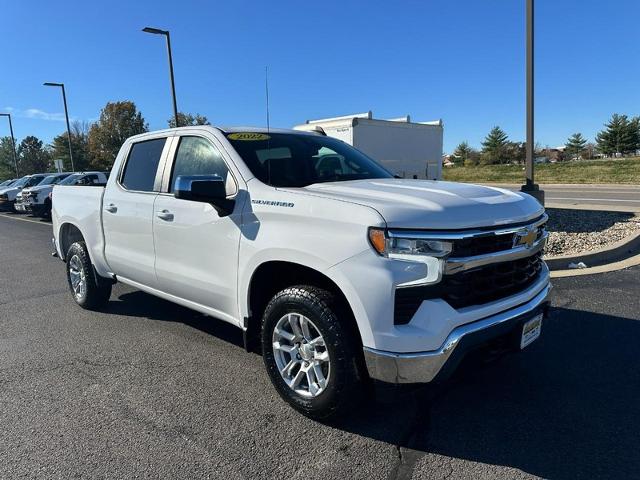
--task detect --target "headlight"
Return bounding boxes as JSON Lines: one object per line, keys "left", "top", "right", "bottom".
{"left": 368, "top": 228, "right": 452, "bottom": 259}
{"left": 368, "top": 228, "right": 453, "bottom": 286}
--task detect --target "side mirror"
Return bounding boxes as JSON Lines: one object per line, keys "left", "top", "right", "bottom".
{"left": 174, "top": 175, "right": 235, "bottom": 216}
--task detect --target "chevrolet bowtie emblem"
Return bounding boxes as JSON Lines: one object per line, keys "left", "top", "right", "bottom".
{"left": 513, "top": 228, "right": 537, "bottom": 249}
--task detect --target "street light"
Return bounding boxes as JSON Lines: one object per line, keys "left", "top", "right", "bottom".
{"left": 142, "top": 26, "right": 179, "bottom": 127}
{"left": 520, "top": 0, "right": 544, "bottom": 205}
{"left": 0, "top": 113, "right": 19, "bottom": 176}
{"left": 43, "top": 82, "right": 75, "bottom": 172}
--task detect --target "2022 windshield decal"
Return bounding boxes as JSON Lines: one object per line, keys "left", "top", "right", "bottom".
{"left": 251, "top": 199, "right": 295, "bottom": 208}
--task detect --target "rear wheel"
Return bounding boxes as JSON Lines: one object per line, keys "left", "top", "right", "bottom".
{"left": 261, "top": 285, "right": 365, "bottom": 420}
{"left": 65, "top": 241, "right": 112, "bottom": 310}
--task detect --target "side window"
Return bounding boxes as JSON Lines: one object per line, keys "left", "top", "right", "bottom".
{"left": 169, "top": 136, "right": 233, "bottom": 193}
{"left": 120, "top": 138, "right": 167, "bottom": 192}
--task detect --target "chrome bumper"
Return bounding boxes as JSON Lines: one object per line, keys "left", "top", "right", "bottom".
{"left": 363, "top": 282, "right": 552, "bottom": 384}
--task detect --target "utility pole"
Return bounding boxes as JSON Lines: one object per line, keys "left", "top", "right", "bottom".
{"left": 143, "top": 27, "right": 179, "bottom": 127}
{"left": 44, "top": 82, "right": 75, "bottom": 171}
{"left": 520, "top": 0, "right": 544, "bottom": 204}
{"left": 0, "top": 113, "right": 19, "bottom": 176}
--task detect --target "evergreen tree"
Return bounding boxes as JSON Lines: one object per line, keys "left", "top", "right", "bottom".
{"left": 565, "top": 133, "right": 587, "bottom": 160}
{"left": 630, "top": 116, "right": 640, "bottom": 154}
{"left": 88, "top": 101, "right": 148, "bottom": 170}
{"left": 481, "top": 126, "right": 509, "bottom": 164}
{"left": 596, "top": 114, "right": 636, "bottom": 156}
{"left": 168, "top": 112, "right": 210, "bottom": 128}
{"left": 18, "top": 136, "right": 51, "bottom": 174}
{"left": 453, "top": 141, "right": 473, "bottom": 165}
{"left": 0, "top": 136, "right": 17, "bottom": 180}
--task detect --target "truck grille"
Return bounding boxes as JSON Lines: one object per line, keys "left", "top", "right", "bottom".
{"left": 394, "top": 252, "right": 544, "bottom": 325}
{"left": 443, "top": 252, "right": 543, "bottom": 309}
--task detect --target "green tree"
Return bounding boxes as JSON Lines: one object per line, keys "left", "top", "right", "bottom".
{"left": 88, "top": 101, "right": 148, "bottom": 170}
{"left": 565, "top": 133, "right": 587, "bottom": 160}
{"left": 453, "top": 141, "right": 472, "bottom": 165}
{"left": 0, "top": 136, "right": 17, "bottom": 180}
{"left": 51, "top": 121, "right": 91, "bottom": 172}
{"left": 596, "top": 114, "right": 636, "bottom": 156}
{"left": 18, "top": 136, "right": 51, "bottom": 174}
{"left": 481, "top": 126, "right": 510, "bottom": 164}
{"left": 505, "top": 141, "right": 526, "bottom": 164}
{"left": 168, "top": 112, "right": 210, "bottom": 128}
{"left": 630, "top": 116, "right": 640, "bottom": 154}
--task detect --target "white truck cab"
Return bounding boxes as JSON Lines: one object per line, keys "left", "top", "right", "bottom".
{"left": 52, "top": 126, "right": 550, "bottom": 419}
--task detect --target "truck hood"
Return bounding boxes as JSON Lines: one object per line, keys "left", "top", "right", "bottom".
{"left": 0, "top": 187, "right": 20, "bottom": 196}
{"left": 301, "top": 179, "right": 544, "bottom": 229}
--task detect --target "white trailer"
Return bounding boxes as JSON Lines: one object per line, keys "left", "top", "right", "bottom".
{"left": 294, "top": 111, "right": 444, "bottom": 180}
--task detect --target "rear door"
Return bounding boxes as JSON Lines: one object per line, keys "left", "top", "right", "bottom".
{"left": 103, "top": 136, "right": 172, "bottom": 288}
{"left": 152, "top": 133, "right": 243, "bottom": 325}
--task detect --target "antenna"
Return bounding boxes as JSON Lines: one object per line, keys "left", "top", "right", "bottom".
{"left": 265, "top": 66, "right": 270, "bottom": 134}
{"left": 265, "top": 65, "right": 272, "bottom": 184}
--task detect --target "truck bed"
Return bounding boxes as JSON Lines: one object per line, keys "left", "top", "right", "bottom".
{"left": 51, "top": 185, "right": 110, "bottom": 275}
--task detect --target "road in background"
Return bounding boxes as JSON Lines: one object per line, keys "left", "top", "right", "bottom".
{"left": 1, "top": 213, "right": 639, "bottom": 479}
{"left": 492, "top": 184, "right": 640, "bottom": 211}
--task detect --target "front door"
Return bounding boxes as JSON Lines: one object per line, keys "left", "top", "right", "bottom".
{"left": 152, "top": 135, "right": 242, "bottom": 325}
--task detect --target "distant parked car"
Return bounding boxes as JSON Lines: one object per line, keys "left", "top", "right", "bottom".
{"left": 19, "top": 172, "right": 72, "bottom": 217}
{"left": 0, "top": 174, "right": 49, "bottom": 212}
{"left": 0, "top": 179, "right": 15, "bottom": 188}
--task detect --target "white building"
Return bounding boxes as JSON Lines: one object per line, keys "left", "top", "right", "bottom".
{"left": 293, "top": 111, "right": 444, "bottom": 180}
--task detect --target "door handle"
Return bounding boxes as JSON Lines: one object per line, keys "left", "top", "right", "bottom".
{"left": 104, "top": 203, "right": 117, "bottom": 213}
{"left": 156, "top": 210, "right": 174, "bottom": 221}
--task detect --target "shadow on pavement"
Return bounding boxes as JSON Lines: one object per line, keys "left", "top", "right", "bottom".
{"left": 107, "top": 290, "right": 245, "bottom": 349}
{"left": 103, "top": 289, "right": 640, "bottom": 479}
{"left": 338, "top": 306, "right": 640, "bottom": 479}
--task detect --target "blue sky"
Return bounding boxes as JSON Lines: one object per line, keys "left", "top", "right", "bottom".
{"left": 2, "top": 0, "right": 639, "bottom": 153}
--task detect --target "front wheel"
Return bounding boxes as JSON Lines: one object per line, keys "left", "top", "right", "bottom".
{"left": 65, "top": 241, "right": 112, "bottom": 310}
{"left": 261, "top": 285, "right": 365, "bottom": 420}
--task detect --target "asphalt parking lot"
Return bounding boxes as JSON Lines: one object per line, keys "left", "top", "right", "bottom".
{"left": 1, "top": 212, "right": 639, "bottom": 480}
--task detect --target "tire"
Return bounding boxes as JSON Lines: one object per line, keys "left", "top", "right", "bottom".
{"left": 65, "top": 241, "right": 112, "bottom": 310}
{"left": 261, "top": 285, "right": 365, "bottom": 420}
{"left": 43, "top": 198, "right": 52, "bottom": 218}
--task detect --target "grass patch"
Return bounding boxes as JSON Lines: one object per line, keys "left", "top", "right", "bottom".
{"left": 442, "top": 157, "right": 640, "bottom": 184}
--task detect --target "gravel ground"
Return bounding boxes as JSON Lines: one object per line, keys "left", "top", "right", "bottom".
{"left": 545, "top": 208, "right": 640, "bottom": 256}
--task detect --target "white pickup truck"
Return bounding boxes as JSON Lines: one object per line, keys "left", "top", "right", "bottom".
{"left": 52, "top": 126, "right": 550, "bottom": 419}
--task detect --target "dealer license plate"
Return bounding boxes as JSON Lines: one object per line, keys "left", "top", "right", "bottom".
{"left": 520, "top": 313, "right": 543, "bottom": 349}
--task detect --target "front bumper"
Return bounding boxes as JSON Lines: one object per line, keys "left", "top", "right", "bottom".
{"left": 25, "top": 202, "right": 46, "bottom": 215}
{"left": 363, "top": 282, "right": 551, "bottom": 384}
{"left": 0, "top": 199, "right": 14, "bottom": 211}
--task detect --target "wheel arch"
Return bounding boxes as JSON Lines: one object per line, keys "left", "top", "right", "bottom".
{"left": 244, "top": 260, "right": 364, "bottom": 355}
{"left": 58, "top": 222, "right": 86, "bottom": 261}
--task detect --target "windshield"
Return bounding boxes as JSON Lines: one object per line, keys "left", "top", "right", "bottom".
{"left": 226, "top": 132, "right": 393, "bottom": 187}
{"left": 0, "top": 180, "right": 14, "bottom": 187}
{"left": 12, "top": 177, "right": 31, "bottom": 188}
{"left": 39, "top": 174, "right": 70, "bottom": 186}
{"left": 24, "top": 176, "right": 47, "bottom": 188}
{"left": 58, "top": 174, "right": 82, "bottom": 185}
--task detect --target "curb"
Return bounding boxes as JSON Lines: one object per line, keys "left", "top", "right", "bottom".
{"left": 550, "top": 252, "right": 640, "bottom": 277}
{"left": 545, "top": 230, "right": 640, "bottom": 271}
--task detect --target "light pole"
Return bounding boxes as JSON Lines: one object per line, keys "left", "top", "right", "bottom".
{"left": 520, "top": 0, "right": 544, "bottom": 204}
{"left": 0, "top": 113, "right": 19, "bottom": 177}
{"left": 43, "top": 82, "right": 75, "bottom": 172}
{"left": 142, "top": 27, "right": 179, "bottom": 127}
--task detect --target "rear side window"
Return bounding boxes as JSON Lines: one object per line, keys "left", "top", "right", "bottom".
{"left": 169, "top": 136, "right": 232, "bottom": 193}
{"left": 120, "top": 138, "right": 166, "bottom": 192}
